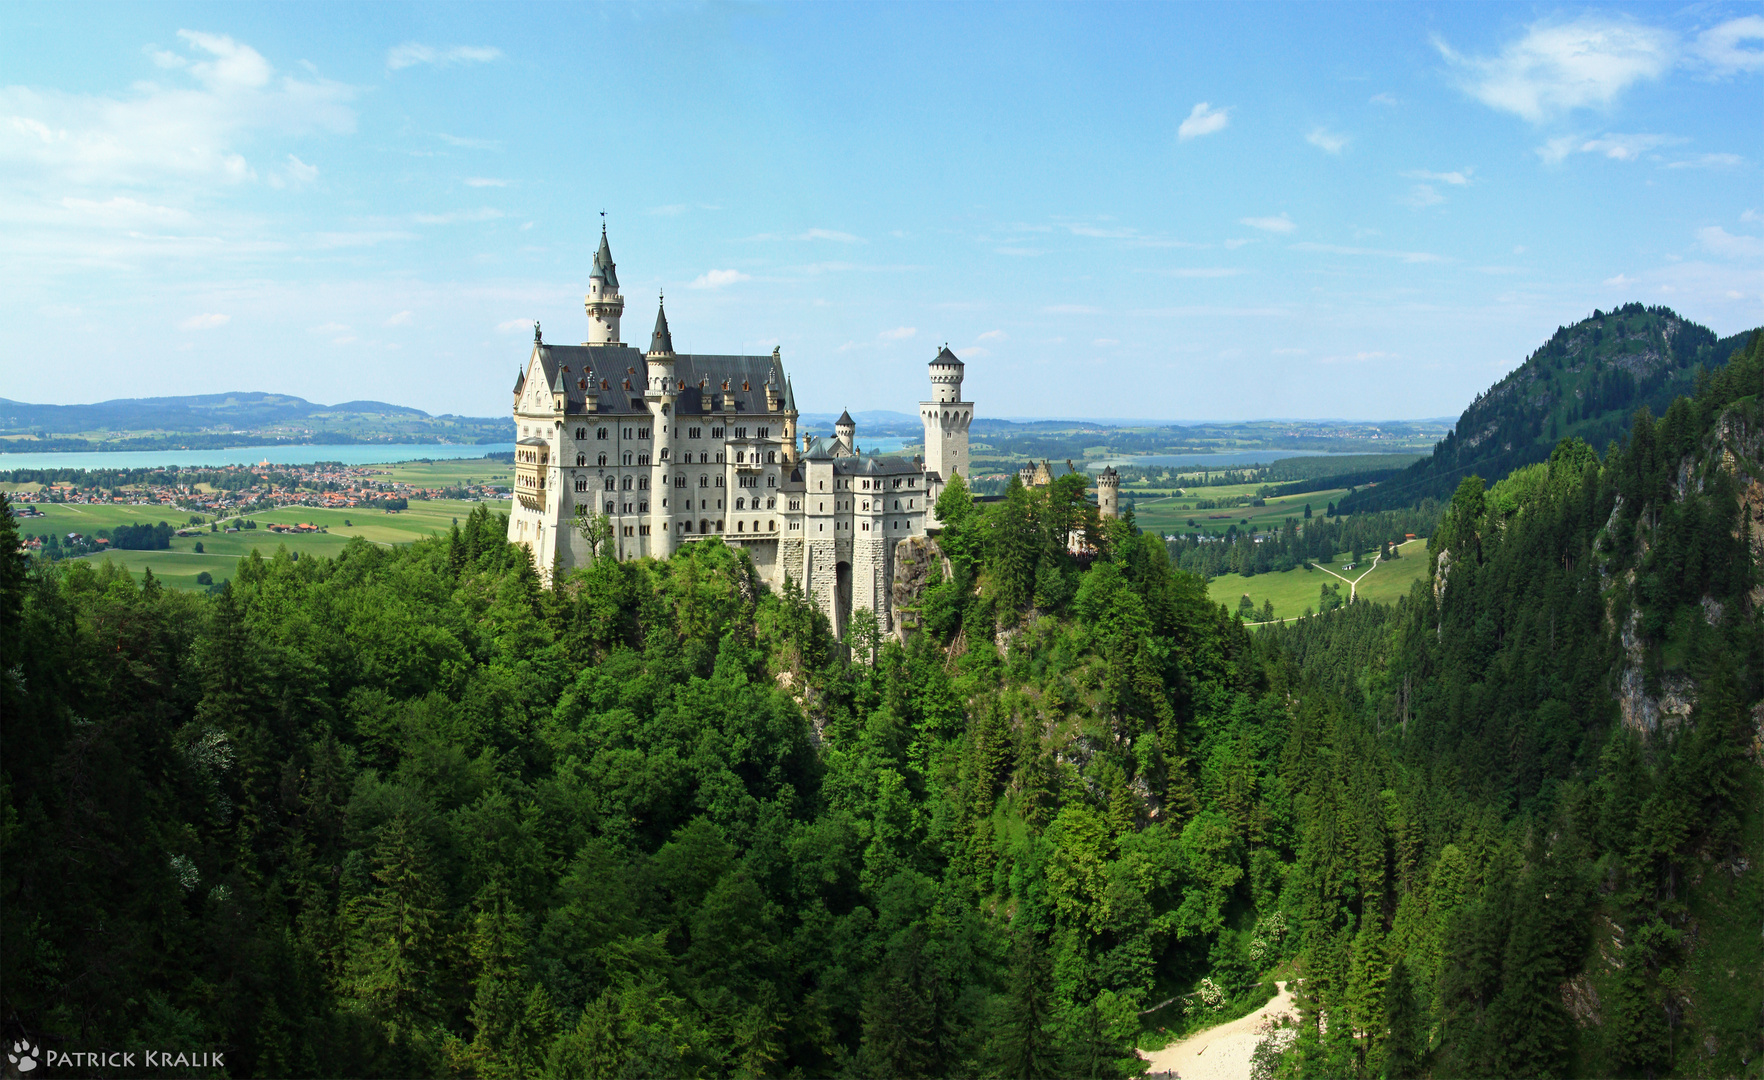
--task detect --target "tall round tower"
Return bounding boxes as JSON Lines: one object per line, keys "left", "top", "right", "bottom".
{"left": 921, "top": 345, "right": 972, "bottom": 481}
{"left": 585, "top": 224, "right": 624, "bottom": 345}
{"left": 1097, "top": 466, "right": 1120, "bottom": 519}
{"left": 835, "top": 409, "right": 856, "bottom": 455}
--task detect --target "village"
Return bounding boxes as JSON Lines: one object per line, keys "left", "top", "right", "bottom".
{"left": 4, "top": 460, "right": 506, "bottom": 517}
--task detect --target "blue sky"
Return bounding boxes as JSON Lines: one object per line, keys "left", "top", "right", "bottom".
{"left": 1, "top": 3, "right": 1759, "bottom": 421}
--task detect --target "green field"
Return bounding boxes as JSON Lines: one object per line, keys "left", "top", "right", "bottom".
{"left": 17, "top": 497, "right": 512, "bottom": 589}
{"left": 1128, "top": 482, "right": 1351, "bottom": 537}
{"left": 1206, "top": 537, "right": 1431, "bottom": 621}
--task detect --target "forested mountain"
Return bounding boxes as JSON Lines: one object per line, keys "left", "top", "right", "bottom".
{"left": 1340, "top": 306, "right": 1760, "bottom": 514}
{"left": 0, "top": 332, "right": 1758, "bottom": 1078}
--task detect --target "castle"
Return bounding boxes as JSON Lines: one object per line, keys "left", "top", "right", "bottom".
{"left": 507, "top": 227, "right": 978, "bottom": 636}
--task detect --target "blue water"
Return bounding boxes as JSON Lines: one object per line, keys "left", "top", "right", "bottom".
{"left": 0, "top": 443, "right": 518, "bottom": 470}
{"left": 1086, "top": 450, "right": 1415, "bottom": 472}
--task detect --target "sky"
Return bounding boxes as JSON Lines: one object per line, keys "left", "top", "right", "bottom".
{"left": 1, "top": 3, "right": 1760, "bottom": 422}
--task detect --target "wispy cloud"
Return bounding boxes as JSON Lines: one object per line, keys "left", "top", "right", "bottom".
{"left": 800, "top": 228, "right": 863, "bottom": 243}
{"left": 386, "top": 44, "right": 503, "bottom": 72}
{"left": 463, "top": 177, "right": 507, "bottom": 187}
{"left": 1306, "top": 127, "right": 1350, "bottom": 154}
{"left": 412, "top": 207, "right": 503, "bottom": 224}
{"left": 179, "top": 312, "right": 229, "bottom": 330}
{"left": 437, "top": 133, "right": 500, "bottom": 150}
{"left": 1403, "top": 185, "right": 1446, "bottom": 209}
{"left": 1240, "top": 214, "right": 1296, "bottom": 234}
{"left": 977, "top": 330, "right": 1006, "bottom": 341}
{"left": 690, "top": 268, "right": 750, "bottom": 289}
{"left": 878, "top": 326, "right": 916, "bottom": 340}
{"left": 1698, "top": 226, "right": 1764, "bottom": 259}
{"left": 1319, "top": 351, "right": 1398, "bottom": 365}
{"left": 497, "top": 317, "right": 534, "bottom": 333}
{"left": 1290, "top": 242, "right": 1444, "bottom": 263}
{"left": 1369, "top": 93, "right": 1399, "bottom": 106}
{"left": 1434, "top": 17, "right": 1675, "bottom": 123}
{"left": 1404, "top": 168, "right": 1474, "bottom": 185}
{"left": 1692, "top": 15, "right": 1764, "bottom": 76}
{"left": 1604, "top": 273, "right": 1635, "bottom": 287}
{"left": 1664, "top": 153, "right": 1742, "bottom": 169}
{"left": 384, "top": 310, "right": 413, "bottom": 326}
{"left": 1579, "top": 133, "right": 1685, "bottom": 160}
{"left": 1178, "top": 101, "right": 1231, "bottom": 141}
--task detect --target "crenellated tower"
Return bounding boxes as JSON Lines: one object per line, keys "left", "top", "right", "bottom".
{"left": 1097, "top": 466, "right": 1120, "bottom": 519}
{"left": 921, "top": 345, "right": 971, "bottom": 482}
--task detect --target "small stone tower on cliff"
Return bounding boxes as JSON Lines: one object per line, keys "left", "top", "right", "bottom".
{"left": 1097, "top": 466, "right": 1120, "bottom": 519}
{"left": 921, "top": 345, "right": 972, "bottom": 481}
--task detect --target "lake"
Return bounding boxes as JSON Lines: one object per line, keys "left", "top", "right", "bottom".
{"left": 0, "top": 443, "right": 517, "bottom": 471}
{"left": 0, "top": 436, "right": 913, "bottom": 472}
{"left": 1085, "top": 450, "right": 1414, "bottom": 472}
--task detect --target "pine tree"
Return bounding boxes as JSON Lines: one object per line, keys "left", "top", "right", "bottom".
{"left": 344, "top": 813, "right": 449, "bottom": 1050}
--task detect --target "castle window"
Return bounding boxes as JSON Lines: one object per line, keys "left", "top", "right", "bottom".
{"left": 576, "top": 428, "right": 586, "bottom": 440}
{"left": 757, "top": 427, "right": 769, "bottom": 438}
{"left": 575, "top": 478, "right": 587, "bottom": 492}
{"left": 766, "top": 497, "right": 775, "bottom": 509}
{"left": 715, "top": 477, "right": 725, "bottom": 488}
{"left": 598, "top": 453, "right": 607, "bottom": 466}
{"left": 908, "top": 478, "right": 916, "bottom": 487}
{"left": 766, "top": 476, "right": 776, "bottom": 487}
{"left": 766, "top": 451, "right": 776, "bottom": 463}
{"left": 605, "top": 477, "right": 616, "bottom": 491}
{"left": 622, "top": 502, "right": 631, "bottom": 513}
{"left": 818, "top": 481, "right": 824, "bottom": 491}
{"left": 660, "top": 448, "right": 669, "bottom": 460}
{"left": 638, "top": 428, "right": 651, "bottom": 439}
{"left": 622, "top": 477, "right": 632, "bottom": 490}
{"left": 605, "top": 501, "right": 615, "bottom": 513}
{"left": 735, "top": 451, "right": 744, "bottom": 463}
{"left": 688, "top": 427, "right": 700, "bottom": 439}
{"left": 863, "top": 523, "right": 869, "bottom": 531}
{"left": 597, "top": 428, "right": 608, "bottom": 439}
{"left": 715, "top": 452, "right": 725, "bottom": 463}
{"left": 717, "top": 499, "right": 723, "bottom": 509}
{"left": 698, "top": 475, "right": 709, "bottom": 488}
{"left": 637, "top": 453, "right": 650, "bottom": 465}
{"left": 675, "top": 476, "right": 686, "bottom": 488}
{"left": 711, "top": 426, "right": 725, "bottom": 438}
{"left": 909, "top": 499, "right": 914, "bottom": 508}
{"left": 639, "top": 501, "right": 648, "bottom": 512}
{"left": 577, "top": 453, "right": 586, "bottom": 466}
{"left": 790, "top": 500, "right": 800, "bottom": 510}
{"left": 735, "top": 427, "right": 746, "bottom": 438}
{"left": 737, "top": 520, "right": 744, "bottom": 532}
{"left": 736, "top": 498, "right": 745, "bottom": 510}
{"left": 639, "top": 477, "right": 649, "bottom": 490}
{"left": 768, "top": 520, "right": 776, "bottom": 531}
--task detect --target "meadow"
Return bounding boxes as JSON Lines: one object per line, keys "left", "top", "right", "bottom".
{"left": 16, "top": 496, "right": 511, "bottom": 590}
{"left": 1206, "top": 537, "right": 1432, "bottom": 622}
{"left": 1126, "top": 480, "right": 1352, "bottom": 537}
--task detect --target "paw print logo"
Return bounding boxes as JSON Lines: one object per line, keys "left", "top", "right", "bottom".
{"left": 6, "top": 1039, "right": 38, "bottom": 1073}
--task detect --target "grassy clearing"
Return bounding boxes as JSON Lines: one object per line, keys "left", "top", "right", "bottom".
{"left": 22, "top": 497, "right": 511, "bottom": 589}
{"left": 1206, "top": 538, "right": 1431, "bottom": 620}
{"left": 1131, "top": 486, "right": 1350, "bottom": 537}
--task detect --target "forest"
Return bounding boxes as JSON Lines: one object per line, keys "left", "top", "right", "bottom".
{"left": 1, "top": 331, "right": 1760, "bottom": 1079}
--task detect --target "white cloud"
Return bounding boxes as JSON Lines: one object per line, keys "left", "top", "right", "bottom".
{"left": 690, "top": 268, "right": 750, "bottom": 289}
{"left": 1290, "top": 242, "right": 1444, "bottom": 263}
{"left": 1369, "top": 93, "right": 1399, "bottom": 106}
{"left": 179, "top": 312, "right": 229, "bottom": 330}
{"left": 1604, "top": 273, "right": 1635, "bottom": 287}
{"left": 277, "top": 153, "right": 318, "bottom": 187}
{"left": 1743, "top": 209, "right": 1762, "bottom": 223}
{"left": 0, "top": 30, "right": 354, "bottom": 187}
{"left": 1435, "top": 17, "right": 1675, "bottom": 123}
{"left": 386, "top": 44, "right": 503, "bottom": 71}
{"left": 878, "top": 326, "right": 917, "bottom": 340}
{"left": 1403, "top": 168, "right": 1473, "bottom": 185}
{"left": 58, "top": 195, "right": 193, "bottom": 225}
{"left": 437, "top": 133, "right": 500, "bottom": 150}
{"left": 1665, "top": 153, "right": 1743, "bottom": 169}
{"left": 1578, "top": 132, "right": 1683, "bottom": 160}
{"left": 1692, "top": 16, "right": 1764, "bottom": 75}
{"left": 1404, "top": 184, "right": 1445, "bottom": 209}
{"left": 464, "top": 177, "right": 507, "bottom": 187}
{"left": 1306, "top": 127, "right": 1350, "bottom": 154}
{"left": 1178, "top": 102, "right": 1230, "bottom": 141}
{"left": 1698, "top": 226, "right": 1764, "bottom": 259}
{"left": 1240, "top": 214, "right": 1296, "bottom": 234}
{"left": 977, "top": 330, "right": 1006, "bottom": 341}
{"left": 411, "top": 207, "right": 504, "bottom": 224}
{"left": 384, "top": 310, "right": 413, "bottom": 326}
{"left": 496, "top": 318, "right": 535, "bottom": 333}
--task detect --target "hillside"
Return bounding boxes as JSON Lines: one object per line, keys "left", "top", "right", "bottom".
{"left": 0, "top": 392, "right": 506, "bottom": 452}
{"left": 1339, "top": 305, "right": 1760, "bottom": 513}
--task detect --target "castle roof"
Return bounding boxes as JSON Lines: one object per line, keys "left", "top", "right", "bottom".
{"left": 834, "top": 454, "right": 921, "bottom": 477}
{"left": 524, "top": 342, "right": 794, "bottom": 416}
{"left": 836, "top": 409, "right": 855, "bottom": 428}
{"left": 649, "top": 303, "right": 675, "bottom": 356}
{"left": 931, "top": 345, "right": 963, "bottom": 368}
{"left": 590, "top": 230, "right": 618, "bottom": 288}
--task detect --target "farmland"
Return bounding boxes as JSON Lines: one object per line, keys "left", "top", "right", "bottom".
{"left": 1206, "top": 537, "right": 1432, "bottom": 622}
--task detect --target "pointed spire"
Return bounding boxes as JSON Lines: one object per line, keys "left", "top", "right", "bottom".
{"left": 784, "top": 377, "right": 797, "bottom": 411}
{"left": 590, "top": 226, "right": 618, "bottom": 289}
{"left": 649, "top": 294, "right": 675, "bottom": 356}
{"left": 836, "top": 409, "right": 855, "bottom": 429}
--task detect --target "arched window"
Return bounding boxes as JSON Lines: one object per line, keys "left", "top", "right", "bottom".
{"left": 660, "top": 447, "right": 669, "bottom": 460}
{"left": 622, "top": 477, "right": 633, "bottom": 491}
{"left": 735, "top": 497, "right": 745, "bottom": 510}
{"left": 699, "top": 519, "right": 709, "bottom": 533}
{"left": 605, "top": 500, "right": 615, "bottom": 513}
{"left": 766, "top": 497, "right": 775, "bottom": 509}
{"left": 622, "top": 452, "right": 632, "bottom": 466}
{"left": 576, "top": 453, "right": 586, "bottom": 466}
{"left": 597, "top": 453, "right": 607, "bottom": 466}
{"left": 675, "top": 475, "right": 686, "bottom": 488}
{"left": 766, "top": 451, "right": 776, "bottom": 463}
{"left": 737, "top": 520, "right": 745, "bottom": 532}
{"left": 575, "top": 477, "right": 587, "bottom": 491}
{"left": 767, "top": 476, "right": 776, "bottom": 487}
{"left": 605, "top": 477, "right": 616, "bottom": 491}
{"left": 596, "top": 427, "right": 608, "bottom": 440}
{"left": 699, "top": 475, "right": 709, "bottom": 488}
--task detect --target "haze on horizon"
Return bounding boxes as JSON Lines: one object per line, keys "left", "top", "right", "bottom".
{"left": 1, "top": 3, "right": 1759, "bottom": 422}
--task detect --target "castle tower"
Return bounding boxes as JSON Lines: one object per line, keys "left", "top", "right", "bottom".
{"left": 835, "top": 409, "right": 856, "bottom": 455}
{"left": 585, "top": 224, "right": 624, "bottom": 345}
{"left": 647, "top": 297, "right": 678, "bottom": 556}
{"left": 1097, "top": 466, "right": 1120, "bottom": 519}
{"left": 921, "top": 345, "right": 971, "bottom": 481}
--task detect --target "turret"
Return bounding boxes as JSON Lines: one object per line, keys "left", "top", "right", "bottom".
{"left": 928, "top": 344, "right": 964, "bottom": 404}
{"left": 585, "top": 223, "right": 624, "bottom": 345}
{"left": 1097, "top": 466, "right": 1120, "bottom": 519}
{"left": 646, "top": 296, "right": 676, "bottom": 395}
{"left": 921, "top": 345, "right": 973, "bottom": 482}
{"left": 835, "top": 409, "right": 856, "bottom": 455}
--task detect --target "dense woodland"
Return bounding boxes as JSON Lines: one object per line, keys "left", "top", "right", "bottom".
{"left": 2, "top": 332, "right": 1761, "bottom": 1078}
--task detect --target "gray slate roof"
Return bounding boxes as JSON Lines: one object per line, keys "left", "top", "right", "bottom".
{"left": 591, "top": 231, "right": 618, "bottom": 288}
{"left": 527, "top": 343, "right": 792, "bottom": 417}
{"left": 650, "top": 305, "right": 675, "bottom": 355}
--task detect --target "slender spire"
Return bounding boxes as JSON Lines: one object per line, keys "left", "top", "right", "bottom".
{"left": 649, "top": 294, "right": 675, "bottom": 356}
{"left": 590, "top": 227, "right": 618, "bottom": 289}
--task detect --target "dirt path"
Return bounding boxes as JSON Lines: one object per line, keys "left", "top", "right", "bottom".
{"left": 1139, "top": 981, "right": 1297, "bottom": 1080}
